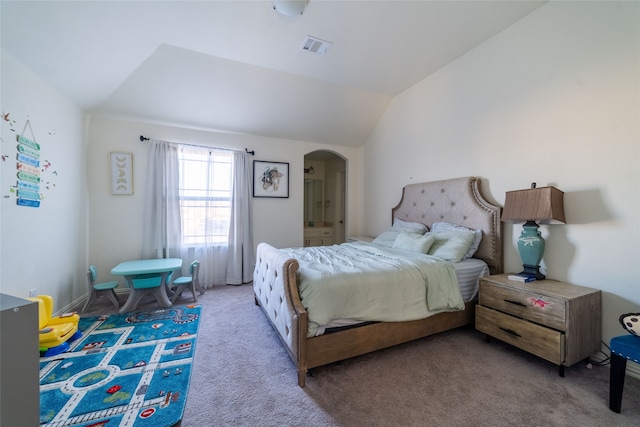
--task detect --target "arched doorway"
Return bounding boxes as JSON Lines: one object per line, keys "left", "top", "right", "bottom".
{"left": 303, "top": 150, "right": 347, "bottom": 246}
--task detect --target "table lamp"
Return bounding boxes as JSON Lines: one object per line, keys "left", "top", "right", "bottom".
{"left": 501, "top": 183, "right": 565, "bottom": 280}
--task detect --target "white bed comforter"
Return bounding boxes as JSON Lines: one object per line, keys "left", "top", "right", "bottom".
{"left": 281, "top": 242, "right": 465, "bottom": 336}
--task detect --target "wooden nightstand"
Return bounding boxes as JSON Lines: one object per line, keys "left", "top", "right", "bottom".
{"left": 475, "top": 274, "right": 601, "bottom": 376}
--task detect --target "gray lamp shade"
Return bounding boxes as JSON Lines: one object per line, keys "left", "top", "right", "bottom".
{"left": 501, "top": 186, "right": 566, "bottom": 225}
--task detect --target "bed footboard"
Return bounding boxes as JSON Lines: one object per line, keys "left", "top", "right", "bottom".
{"left": 253, "top": 242, "right": 308, "bottom": 386}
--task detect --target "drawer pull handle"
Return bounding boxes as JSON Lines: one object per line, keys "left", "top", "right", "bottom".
{"left": 499, "top": 327, "right": 522, "bottom": 338}
{"left": 504, "top": 299, "right": 526, "bottom": 307}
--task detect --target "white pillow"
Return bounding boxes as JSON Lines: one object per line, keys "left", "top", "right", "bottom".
{"left": 430, "top": 222, "right": 483, "bottom": 260}
{"left": 392, "top": 232, "right": 435, "bottom": 253}
{"left": 392, "top": 218, "right": 428, "bottom": 234}
{"left": 427, "top": 231, "right": 476, "bottom": 263}
{"left": 372, "top": 231, "right": 401, "bottom": 247}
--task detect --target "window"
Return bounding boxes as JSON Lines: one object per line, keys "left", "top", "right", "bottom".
{"left": 178, "top": 146, "right": 233, "bottom": 246}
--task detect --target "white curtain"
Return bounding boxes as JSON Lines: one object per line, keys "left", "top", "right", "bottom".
{"left": 141, "top": 140, "right": 182, "bottom": 259}
{"left": 143, "top": 140, "right": 253, "bottom": 288}
{"left": 226, "top": 151, "right": 254, "bottom": 284}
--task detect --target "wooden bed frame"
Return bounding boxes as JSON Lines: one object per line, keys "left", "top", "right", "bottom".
{"left": 253, "top": 176, "right": 502, "bottom": 386}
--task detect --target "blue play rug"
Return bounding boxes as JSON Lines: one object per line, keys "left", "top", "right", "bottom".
{"left": 39, "top": 304, "right": 201, "bottom": 426}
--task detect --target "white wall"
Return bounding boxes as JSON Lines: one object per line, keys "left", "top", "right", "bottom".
{"left": 0, "top": 51, "right": 87, "bottom": 309}
{"left": 87, "top": 116, "right": 362, "bottom": 286}
{"left": 364, "top": 1, "right": 639, "bottom": 348}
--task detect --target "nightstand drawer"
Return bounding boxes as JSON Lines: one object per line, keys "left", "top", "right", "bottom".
{"left": 479, "top": 281, "right": 565, "bottom": 331}
{"left": 304, "top": 229, "right": 321, "bottom": 237}
{"left": 476, "top": 305, "right": 564, "bottom": 365}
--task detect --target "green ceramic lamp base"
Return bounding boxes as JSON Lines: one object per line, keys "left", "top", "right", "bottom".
{"left": 517, "top": 220, "right": 546, "bottom": 280}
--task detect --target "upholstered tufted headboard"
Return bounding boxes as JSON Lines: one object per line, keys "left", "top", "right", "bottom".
{"left": 392, "top": 176, "right": 502, "bottom": 274}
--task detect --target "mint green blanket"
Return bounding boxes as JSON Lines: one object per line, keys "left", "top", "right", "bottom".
{"left": 282, "top": 242, "right": 464, "bottom": 337}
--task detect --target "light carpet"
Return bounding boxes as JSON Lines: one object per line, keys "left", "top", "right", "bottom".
{"left": 84, "top": 285, "right": 640, "bottom": 426}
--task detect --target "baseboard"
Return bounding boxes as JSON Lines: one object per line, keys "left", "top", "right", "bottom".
{"left": 591, "top": 348, "right": 640, "bottom": 380}
{"left": 58, "top": 296, "right": 86, "bottom": 315}
{"left": 57, "top": 289, "right": 130, "bottom": 315}
{"left": 628, "top": 363, "right": 640, "bottom": 380}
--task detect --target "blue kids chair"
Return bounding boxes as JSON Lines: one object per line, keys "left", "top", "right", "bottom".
{"left": 82, "top": 265, "right": 120, "bottom": 313}
{"left": 170, "top": 260, "right": 204, "bottom": 303}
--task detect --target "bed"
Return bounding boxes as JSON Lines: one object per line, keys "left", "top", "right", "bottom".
{"left": 253, "top": 176, "right": 502, "bottom": 386}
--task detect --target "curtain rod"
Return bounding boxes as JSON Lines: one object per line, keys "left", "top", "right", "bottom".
{"left": 139, "top": 135, "right": 254, "bottom": 156}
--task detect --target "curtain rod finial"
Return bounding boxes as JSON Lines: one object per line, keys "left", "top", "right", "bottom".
{"left": 245, "top": 148, "right": 255, "bottom": 156}
{"left": 140, "top": 135, "right": 149, "bottom": 142}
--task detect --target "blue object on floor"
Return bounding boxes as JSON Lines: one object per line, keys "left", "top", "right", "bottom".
{"left": 609, "top": 334, "right": 640, "bottom": 413}
{"left": 42, "top": 342, "right": 69, "bottom": 357}
{"left": 39, "top": 305, "right": 201, "bottom": 426}
{"left": 41, "top": 330, "right": 82, "bottom": 357}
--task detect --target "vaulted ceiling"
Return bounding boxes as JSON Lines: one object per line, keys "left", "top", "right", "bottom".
{"left": 1, "top": 1, "right": 545, "bottom": 147}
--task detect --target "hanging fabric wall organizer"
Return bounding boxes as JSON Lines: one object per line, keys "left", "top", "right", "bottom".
{"left": 16, "top": 120, "right": 42, "bottom": 208}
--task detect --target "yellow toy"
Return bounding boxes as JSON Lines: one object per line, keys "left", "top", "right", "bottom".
{"left": 27, "top": 295, "right": 81, "bottom": 356}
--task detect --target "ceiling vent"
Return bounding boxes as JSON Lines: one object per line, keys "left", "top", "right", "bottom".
{"left": 301, "top": 35, "right": 332, "bottom": 56}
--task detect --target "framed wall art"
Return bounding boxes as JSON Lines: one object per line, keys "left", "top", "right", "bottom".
{"left": 253, "top": 160, "right": 289, "bottom": 198}
{"left": 110, "top": 152, "right": 133, "bottom": 195}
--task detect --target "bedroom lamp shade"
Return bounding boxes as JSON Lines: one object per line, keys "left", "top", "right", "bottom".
{"left": 501, "top": 184, "right": 565, "bottom": 280}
